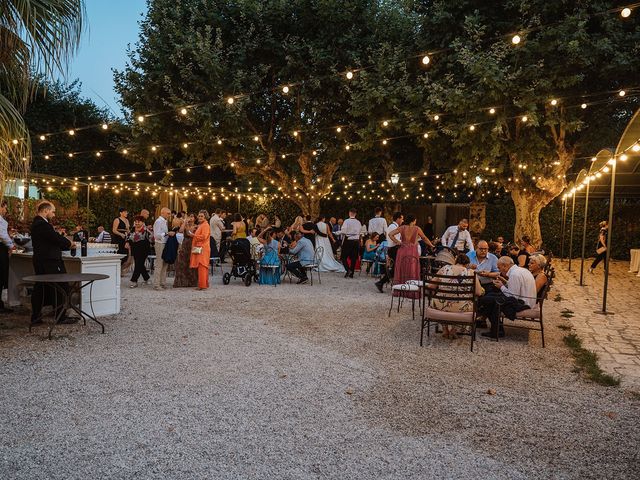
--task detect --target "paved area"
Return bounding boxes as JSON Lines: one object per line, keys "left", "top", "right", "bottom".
{"left": 0, "top": 271, "right": 638, "bottom": 479}
{"left": 556, "top": 259, "right": 640, "bottom": 389}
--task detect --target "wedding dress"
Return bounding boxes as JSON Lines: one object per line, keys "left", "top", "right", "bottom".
{"left": 315, "top": 222, "right": 346, "bottom": 273}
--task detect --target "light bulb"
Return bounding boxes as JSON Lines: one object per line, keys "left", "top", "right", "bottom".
{"left": 217, "top": 139, "right": 222, "bottom": 145}
{"left": 512, "top": 34, "right": 521, "bottom": 45}
{"left": 102, "top": 123, "right": 108, "bottom": 130}
{"left": 137, "top": 115, "right": 144, "bottom": 122}
{"left": 253, "top": 136, "right": 259, "bottom": 141}
{"left": 151, "top": 146, "right": 157, "bottom": 152}
{"left": 383, "top": 120, "right": 389, "bottom": 127}
{"left": 69, "top": 130, "right": 75, "bottom": 136}
{"left": 620, "top": 154, "right": 628, "bottom": 161}
{"left": 621, "top": 7, "right": 631, "bottom": 18}
{"left": 282, "top": 86, "right": 289, "bottom": 94}
{"left": 382, "top": 139, "right": 388, "bottom": 145}
{"left": 123, "top": 149, "right": 128, "bottom": 154}
{"left": 422, "top": 55, "right": 430, "bottom": 65}
{"left": 12, "top": 139, "right": 18, "bottom": 145}
{"left": 423, "top": 133, "right": 429, "bottom": 138}
{"left": 346, "top": 71, "right": 354, "bottom": 79}
{"left": 550, "top": 99, "right": 557, "bottom": 106}
{"left": 336, "top": 127, "right": 342, "bottom": 133}
{"left": 227, "top": 97, "right": 234, "bottom": 104}
{"left": 180, "top": 108, "right": 188, "bottom": 115}
{"left": 433, "top": 115, "right": 440, "bottom": 121}
{"left": 619, "top": 90, "right": 626, "bottom": 97}
{"left": 521, "top": 115, "right": 528, "bottom": 122}
{"left": 581, "top": 103, "right": 587, "bottom": 109}
{"left": 632, "top": 144, "right": 640, "bottom": 152}
{"left": 489, "top": 108, "right": 496, "bottom": 114}
{"left": 183, "top": 143, "right": 188, "bottom": 149}
{"left": 44, "top": 155, "right": 50, "bottom": 160}
{"left": 345, "top": 145, "right": 350, "bottom": 151}
{"left": 469, "top": 125, "right": 476, "bottom": 131}
{"left": 293, "top": 131, "right": 298, "bottom": 137}
{"left": 96, "top": 152, "right": 101, "bottom": 157}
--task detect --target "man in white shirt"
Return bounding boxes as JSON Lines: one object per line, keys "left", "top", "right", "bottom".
{"left": 152, "top": 207, "right": 174, "bottom": 289}
{"left": 340, "top": 208, "right": 362, "bottom": 278}
{"left": 375, "top": 211, "right": 404, "bottom": 292}
{"left": 368, "top": 207, "right": 387, "bottom": 235}
{"left": 209, "top": 208, "right": 226, "bottom": 257}
{"left": 0, "top": 200, "right": 14, "bottom": 312}
{"left": 479, "top": 256, "right": 537, "bottom": 338}
{"left": 95, "top": 226, "right": 112, "bottom": 244}
{"left": 441, "top": 218, "right": 474, "bottom": 253}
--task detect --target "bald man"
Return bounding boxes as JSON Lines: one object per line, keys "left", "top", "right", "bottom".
{"left": 139, "top": 209, "right": 150, "bottom": 223}
{"left": 152, "top": 207, "right": 175, "bottom": 289}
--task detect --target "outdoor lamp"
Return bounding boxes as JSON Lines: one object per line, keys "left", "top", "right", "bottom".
{"left": 391, "top": 174, "right": 399, "bottom": 185}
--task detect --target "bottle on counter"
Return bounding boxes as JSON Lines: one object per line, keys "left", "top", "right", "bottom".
{"left": 81, "top": 237, "right": 88, "bottom": 257}
{"left": 70, "top": 242, "right": 77, "bottom": 257}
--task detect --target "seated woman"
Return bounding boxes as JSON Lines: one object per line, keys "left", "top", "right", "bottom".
{"left": 257, "top": 227, "right": 281, "bottom": 285}
{"left": 362, "top": 232, "right": 380, "bottom": 273}
{"left": 508, "top": 243, "right": 529, "bottom": 268}
{"left": 428, "top": 253, "right": 484, "bottom": 339}
{"left": 231, "top": 213, "right": 247, "bottom": 240}
{"left": 528, "top": 254, "right": 548, "bottom": 297}
{"left": 521, "top": 235, "right": 536, "bottom": 254}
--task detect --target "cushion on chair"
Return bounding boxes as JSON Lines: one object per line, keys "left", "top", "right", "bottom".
{"left": 424, "top": 307, "right": 474, "bottom": 323}
{"left": 406, "top": 280, "right": 424, "bottom": 287}
{"left": 391, "top": 284, "right": 420, "bottom": 292}
{"left": 515, "top": 304, "right": 541, "bottom": 319}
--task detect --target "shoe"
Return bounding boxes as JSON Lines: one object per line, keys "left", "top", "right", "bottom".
{"left": 375, "top": 281, "right": 384, "bottom": 293}
{"left": 344, "top": 272, "right": 349, "bottom": 278}
{"left": 297, "top": 278, "right": 309, "bottom": 284}
{"left": 57, "top": 317, "right": 79, "bottom": 325}
{"left": 348, "top": 272, "right": 354, "bottom": 278}
{"left": 129, "top": 282, "right": 138, "bottom": 288}
{"left": 481, "top": 331, "right": 505, "bottom": 339}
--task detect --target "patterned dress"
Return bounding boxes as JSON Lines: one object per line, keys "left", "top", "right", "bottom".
{"left": 173, "top": 232, "right": 198, "bottom": 287}
{"left": 431, "top": 264, "right": 476, "bottom": 313}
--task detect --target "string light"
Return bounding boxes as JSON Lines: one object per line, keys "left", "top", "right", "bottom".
{"left": 227, "top": 97, "right": 235, "bottom": 104}
{"left": 489, "top": 108, "right": 496, "bottom": 114}
{"left": 282, "top": 86, "right": 289, "bottom": 94}
{"left": 346, "top": 71, "right": 354, "bottom": 80}
{"left": 180, "top": 108, "right": 188, "bottom": 115}
{"left": 581, "top": 103, "right": 587, "bottom": 109}
{"left": 137, "top": 115, "right": 144, "bottom": 122}
{"left": 469, "top": 125, "right": 476, "bottom": 131}
{"left": 512, "top": 34, "right": 521, "bottom": 45}
{"left": 433, "top": 115, "right": 440, "bottom": 121}
{"left": 550, "top": 99, "right": 558, "bottom": 106}
{"left": 521, "top": 115, "right": 528, "bottom": 122}
{"left": 102, "top": 123, "right": 108, "bottom": 130}
{"left": 621, "top": 7, "right": 632, "bottom": 17}
{"left": 336, "top": 127, "right": 342, "bottom": 133}
{"left": 12, "top": 139, "right": 18, "bottom": 145}
{"left": 382, "top": 120, "right": 389, "bottom": 127}
{"left": 421, "top": 55, "right": 430, "bottom": 65}
{"left": 39, "top": 135, "right": 46, "bottom": 140}
{"left": 68, "top": 130, "right": 75, "bottom": 136}
{"left": 619, "top": 90, "right": 626, "bottom": 97}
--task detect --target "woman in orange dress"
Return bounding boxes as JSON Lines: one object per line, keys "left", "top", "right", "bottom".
{"left": 190, "top": 210, "right": 211, "bottom": 290}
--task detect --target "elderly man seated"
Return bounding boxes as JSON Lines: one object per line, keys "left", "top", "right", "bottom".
{"left": 478, "top": 256, "right": 537, "bottom": 338}
{"left": 467, "top": 240, "right": 500, "bottom": 291}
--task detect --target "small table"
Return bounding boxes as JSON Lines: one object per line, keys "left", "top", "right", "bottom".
{"left": 22, "top": 273, "right": 109, "bottom": 339}
{"left": 629, "top": 249, "right": 640, "bottom": 275}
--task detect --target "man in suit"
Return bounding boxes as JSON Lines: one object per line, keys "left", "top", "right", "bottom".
{"left": 30, "top": 201, "right": 75, "bottom": 325}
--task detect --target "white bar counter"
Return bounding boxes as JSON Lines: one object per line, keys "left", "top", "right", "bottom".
{"left": 8, "top": 251, "right": 125, "bottom": 316}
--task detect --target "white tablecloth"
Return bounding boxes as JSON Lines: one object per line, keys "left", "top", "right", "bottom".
{"left": 630, "top": 249, "right": 640, "bottom": 274}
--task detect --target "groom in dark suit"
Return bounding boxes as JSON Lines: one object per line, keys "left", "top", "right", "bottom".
{"left": 30, "top": 201, "right": 75, "bottom": 325}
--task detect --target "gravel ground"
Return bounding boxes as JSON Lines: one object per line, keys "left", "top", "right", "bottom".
{"left": 0, "top": 272, "right": 638, "bottom": 479}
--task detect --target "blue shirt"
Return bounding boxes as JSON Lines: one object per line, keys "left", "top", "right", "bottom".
{"left": 290, "top": 237, "right": 315, "bottom": 265}
{"left": 467, "top": 251, "right": 498, "bottom": 281}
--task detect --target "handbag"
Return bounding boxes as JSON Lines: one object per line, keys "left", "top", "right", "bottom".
{"left": 191, "top": 246, "right": 203, "bottom": 254}
{"left": 596, "top": 246, "right": 607, "bottom": 254}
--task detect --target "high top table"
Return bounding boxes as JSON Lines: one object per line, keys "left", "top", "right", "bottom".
{"left": 22, "top": 273, "right": 109, "bottom": 339}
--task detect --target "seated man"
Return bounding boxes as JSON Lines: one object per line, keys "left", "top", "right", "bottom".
{"left": 478, "top": 256, "right": 537, "bottom": 338}
{"left": 286, "top": 231, "right": 315, "bottom": 284}
{"left": 467, "top": 240, "right": 500, "bottom": 293}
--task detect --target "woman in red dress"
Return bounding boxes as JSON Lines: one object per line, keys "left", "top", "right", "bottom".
{"left": 387, "top": 214, "right": 434, "bottom": 299}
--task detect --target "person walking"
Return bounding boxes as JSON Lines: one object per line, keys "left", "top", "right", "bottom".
{"left": 190, "top": 210, "right": 211, "bottom": 290}
{"left": 0, "top": 200, "right": 15, "bottom": 312}
{"left": 127, "top": 215, "right": 151, "bottom": 288}
{"left": 589, "top": 221, "right": 608, "bottom": 273}
{"left": 152, "top": 207, "right": 174, "bottom": 290}
{"left": 340, "top": 208, "right": 362, "bottom": 278}
{"left": 441, "top": 218, "right": 474, "bottom": 253}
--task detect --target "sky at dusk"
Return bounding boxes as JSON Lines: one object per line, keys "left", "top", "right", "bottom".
{"left": 63, "top": 0, "right": 148, "bottom": 117}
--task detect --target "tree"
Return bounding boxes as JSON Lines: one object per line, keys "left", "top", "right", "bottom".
{"left": 412, "top": 0, "right": 640, "bottom": 245}
{"left": 0, "top": 0, "right": 85, "bottom": 192}
{"left": 114, "top": 0, "right": 417, "bottom": 216}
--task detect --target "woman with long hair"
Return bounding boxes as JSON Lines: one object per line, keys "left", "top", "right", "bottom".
{"left": 231, "top": 213, "right": 247, "bottom": 240}
{"left": 173, "top": 213, "right": 198, "bottom": 288}
{"left": 190, "top": 210, "right": 211, "bottom": 290}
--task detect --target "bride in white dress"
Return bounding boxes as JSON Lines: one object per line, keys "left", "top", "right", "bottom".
{"left": 315, "top": 217, "right": 346, "bottom": 273}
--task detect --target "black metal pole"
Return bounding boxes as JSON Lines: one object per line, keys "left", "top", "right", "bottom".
{"left": 568, "top": 193, "right": 576, "bottom": 271}
{"left": 597, "top": 159, "right": 617, "bottom": 315}
{"left": 560, "top": 196, "right": 567, "bottom": 262}
{"left": 579, "top": 179, "right": 590, "bottom": 286}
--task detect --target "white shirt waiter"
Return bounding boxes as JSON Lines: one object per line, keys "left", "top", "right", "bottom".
{"left": 441, "top": 219, "right": 474, "bottom": 252}
{"left": 368, "top": 215, "right": 387, "bottom": 235}
{"left": 341, "top": 218, "right": 362, "bottom": 241}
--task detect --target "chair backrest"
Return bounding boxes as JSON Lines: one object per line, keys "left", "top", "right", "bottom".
{"left": 425, "top": 271, "right": 477, "bottom": 305}
{"left": 537, "top": 281, "right": 550, "bottom": 306}
{"left": 313, "top": 246, "right": 324, "bottom": 265}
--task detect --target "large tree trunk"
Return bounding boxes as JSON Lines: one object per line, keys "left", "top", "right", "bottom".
{"left": 291, "top": 195, "right": 321, "bottom": 218}
{"left": 510, "top": 189, "right": 547, "bottom": 247}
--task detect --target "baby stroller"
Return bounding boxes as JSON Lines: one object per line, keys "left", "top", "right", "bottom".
{"left": 222, "top": 238, "right": 258, "bottom": 286}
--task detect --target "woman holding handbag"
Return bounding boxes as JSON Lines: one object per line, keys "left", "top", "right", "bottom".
{"left": 589, "top": 220, "right": 608, "bottom": 273}
{"left": 190, "top": 210, "right": 211, "bottom": 290}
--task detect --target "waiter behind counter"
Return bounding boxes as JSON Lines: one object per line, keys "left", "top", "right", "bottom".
{"left": 30, "top": 201, "right": 77, "bottom": 326}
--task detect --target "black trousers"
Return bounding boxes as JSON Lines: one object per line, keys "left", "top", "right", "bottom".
{"left": 0, "top": 244, "right": 9, "bottom": 308}
{"left": 286, "top": 261, "right": 307, "bottom": 279}
{"left": 130, "top": 243, "right": 150, "bottom": 282}
{"left": 31, "top": 259, "right": 68, "bottom": 322}
{"left": 377, "top": 245, "right": 399, "bottom": 284}
{"left": 478, "top": 292, "right": 506, "bottom": 334}
{"left": 210, "top": 237, "right": 219, "bottom": 257}
{"left": 341, "top": 239, "right": 359, "bottom": 274}
{"left": 590, "top": 251, "right": 606, "bottom": 269}
{"left": 219, "top": 235, "right": 230, "bottom": 261}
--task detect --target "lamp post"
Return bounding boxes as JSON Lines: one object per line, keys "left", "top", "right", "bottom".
{"left": 567, "top": 188, "right": 577, "bottom": 271}
{"left": 560, "top": 194, "right": 567, "bottom": 262}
